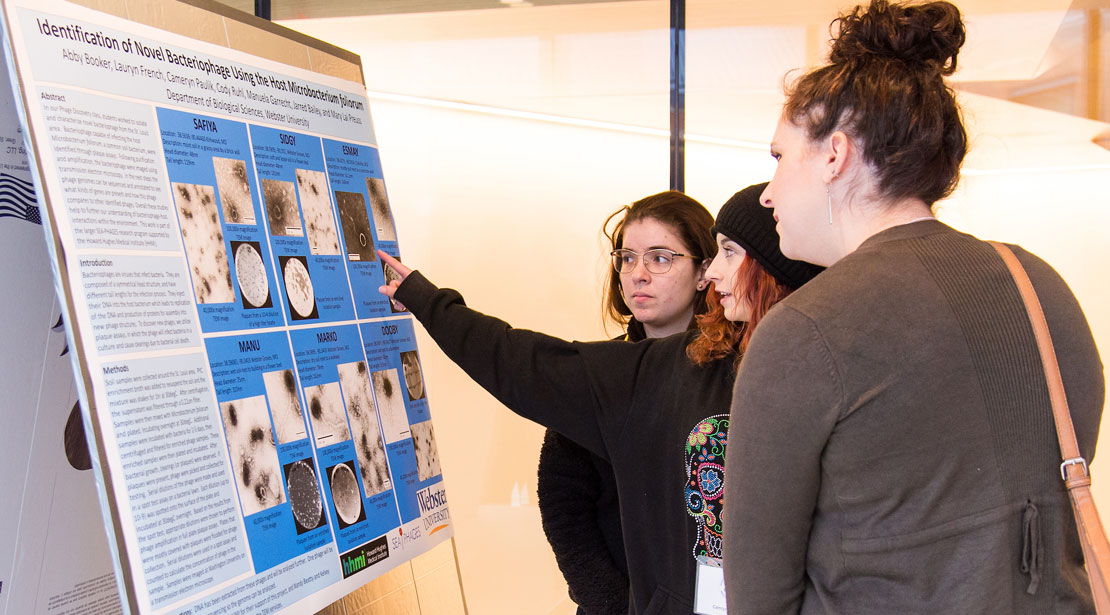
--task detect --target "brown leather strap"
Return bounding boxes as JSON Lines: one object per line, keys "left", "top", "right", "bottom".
{"left": 988, "top": 241, "right": 1084, "bottom": 483}
{"left": 990, "top": 241, "right": 1110, "bottom": 612}
{"left": 1072, "top": 483, "right": 1110, "bottom": 612}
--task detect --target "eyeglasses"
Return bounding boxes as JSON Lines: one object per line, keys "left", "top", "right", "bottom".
{"left": 610, "top": 248, "right": 697, "bottom": 274}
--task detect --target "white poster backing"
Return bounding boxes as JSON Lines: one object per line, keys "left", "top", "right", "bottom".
{"left": 0, "top": 1, "right": 452, "bottom": 613}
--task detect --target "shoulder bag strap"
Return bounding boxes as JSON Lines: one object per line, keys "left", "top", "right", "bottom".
{"left": 989, "top": 240, "right": 1110, "bottom": 612}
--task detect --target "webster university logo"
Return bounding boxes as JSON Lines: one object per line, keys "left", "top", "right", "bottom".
{"left": 416, "top": 484, "right": 450, "bottom": 533}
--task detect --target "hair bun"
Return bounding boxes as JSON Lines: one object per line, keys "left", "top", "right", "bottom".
{"left": 830, "top": 0, "right": 965, "bottom": 76}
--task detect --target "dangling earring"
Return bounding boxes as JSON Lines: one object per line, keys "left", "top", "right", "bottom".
{"left": 826, "top": 185, "right": 833, "bottom": 225}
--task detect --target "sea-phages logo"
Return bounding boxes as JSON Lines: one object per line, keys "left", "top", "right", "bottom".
{"left": 417, "top": 484, "right": 450, "bottom": 534}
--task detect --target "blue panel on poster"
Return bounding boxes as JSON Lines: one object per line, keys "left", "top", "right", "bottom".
{"left": 157, "top": 108, "right": 284, "bottom": 333}
{"left": 322, "top": 139, "right": 399, "bottom": 320}
{"left": 289, "top": 324, "right": 402, "bottom": 547}
{"left": 250, "top": 125, "right": 355, "bottom": 325}
{"left": 360, "top": 318, "right": 440, "bottom": 522}
{"left": 204, "top": 331, "right": 333, "bottom": 572}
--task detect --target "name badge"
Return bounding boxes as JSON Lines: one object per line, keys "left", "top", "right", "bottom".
{"left": 694, "top": 556, "right": 727, "bottom": 615}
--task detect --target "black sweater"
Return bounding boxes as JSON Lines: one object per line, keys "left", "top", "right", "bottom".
{"left": 538, "top": 429, "right": 629, "bottom": 614}
{"left": 397, "top": 272, "right": 736, "bottom": 614}
{"left": 537, "top": 322, "right": 646, "bottom": 615}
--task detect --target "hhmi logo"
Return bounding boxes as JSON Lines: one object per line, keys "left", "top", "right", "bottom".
{"left": 417, "top": 484, "right": 451, "bottom": 534}
{"left": 339, "top": 535, "right": 389, "bottom": 579}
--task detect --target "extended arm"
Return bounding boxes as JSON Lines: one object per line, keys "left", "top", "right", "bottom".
{"left": 382, "top": 252, "right": 643, "bottom": 456}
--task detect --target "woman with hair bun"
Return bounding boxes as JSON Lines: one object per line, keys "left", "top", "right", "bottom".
{"left": 722, "top": 1, "right": 1104, "bottom": 614}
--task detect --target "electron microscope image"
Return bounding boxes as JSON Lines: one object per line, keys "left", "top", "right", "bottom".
{"left": 220, "top": 395, "right": 284, "bottom": 516}
{"left": 212, "top": 157, "right": 255, "bottom": 225}
{"left": 284, "top": 458, "right": 324, "bottom": 534}
{"left": 262, "top": 368, "right": 305, "bottom": 444}
{"left": 399, "top": 350, "right": 425, "bottom": 401}
{"left": 372, "top": 368, "right": 409, "bottom": 445}
{"left": 337, "top": 360, "right": 391, "bottom": 497}
{"left": 411, "top": 420, "right": 442, "bottom": 482}
{"left": 279, "top": 255, "right": 317, "bottom": 320}
{"left": 173, "top": 182, "right": 235, "bottom": 304}
{"left": 327, "top": 460, "right": 365, "bottom": 529}
{"left": 231, "top": 241, "right": 271, "bottom": 310}
{"left": 295, "top": 169, "right": 340, "bottom": 256}
{"left": 365, "top": 177, "right": 397, "bottom": 242}
{"left": 383, "top": 260, "right": 406, "bottom": 313}
{"left": 304, "top": 381, "right": 350, "bottom": 448}
{"left": 334, "top": 190, "right": 375, "bottom": 262}
{"left": 261, "top": 178, "right": 303, "bottom": 236}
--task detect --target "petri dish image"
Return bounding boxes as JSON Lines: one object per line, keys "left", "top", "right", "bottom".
{"left": 400, "top": 350, "right": 425, "bottom": 401}
{"left": 330, "top": 462, "right": 363, "bottom": 526}
{"left": 283, "top": 257, "right": 315, "bottom": 318}
{"left": 234, "top": 242, "right": 269, "bottom": 308}
{"left": 287, "top": 460, "right": 323, "bottom": 531}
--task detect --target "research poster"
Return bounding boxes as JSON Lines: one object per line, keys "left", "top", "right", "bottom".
{"left": 0, "top": 1, "right": 451, "bottom": 613}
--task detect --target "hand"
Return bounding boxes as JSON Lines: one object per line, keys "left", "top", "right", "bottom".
{"left": 378, "top": 250, "right": 412, "bottom": 309}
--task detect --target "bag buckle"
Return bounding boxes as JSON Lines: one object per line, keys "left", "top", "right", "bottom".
{"left": 1060, "top": 457, "right": 1089, "bottom": 480}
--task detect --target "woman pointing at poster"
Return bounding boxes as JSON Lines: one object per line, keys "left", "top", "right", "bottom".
{"left": 376, "top": 184, "right": 823, "bottom": 613}
{"left": 538, "top": 190, "right": 716, "bottom": 615}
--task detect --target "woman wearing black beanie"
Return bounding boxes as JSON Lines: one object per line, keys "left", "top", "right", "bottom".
{"left": 377, "top": 184, "right": 820, "bottom": 614}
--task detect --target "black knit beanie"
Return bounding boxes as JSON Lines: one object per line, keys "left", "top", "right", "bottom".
{"left": 710, "top": 182, "right": 824, "bottom": 290}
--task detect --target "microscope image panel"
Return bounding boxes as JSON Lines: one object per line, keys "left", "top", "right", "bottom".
{"left": 213, "top": 157, "right": 255, "bottom": 225}
{"left": 263, "top": 368, "right": 306, "bottom": 444}
{"left": 173, "top": 182, "right": 235, "bottom": 304}
{"left": 220, "top": 395, "right": 285, "bottom": 516}
{"left": 334, "top": 190, "right": 375, "bottom": 262}
{"left": 296, "top": 169, "right": 340, "bottom": 255}
{"left": 261, "top": 178, "right": 303, "bottom": 237}
{"left": 411, "top": 420, "right": 441, "bottom": 482}
{"left": 305, "top": 381, "right": 350, "bottom": 448}
{"left": 366, "top": 177, "right": 397, "bottom": 242}
{"left": 337, "top": 360, "right": 391, "bottom": 497}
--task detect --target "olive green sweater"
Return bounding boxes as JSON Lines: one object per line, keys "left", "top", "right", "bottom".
{"left": 724, "top": 220, "right": 1104, "bottom": 614}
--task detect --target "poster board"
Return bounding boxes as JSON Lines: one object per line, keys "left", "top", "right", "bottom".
{"left": 0, "top": 52, "right": 124, "bottom": 615}
{"left": 0, "top": 1, "right": 453, "bottom": 613}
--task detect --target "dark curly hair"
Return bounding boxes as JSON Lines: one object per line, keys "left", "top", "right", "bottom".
{"left": 784, "top": 0, "right": 968, "bottom": 206}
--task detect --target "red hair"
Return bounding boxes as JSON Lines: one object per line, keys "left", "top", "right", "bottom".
{"left": 686, "top": 255, "right": 794, "bottom": 369}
